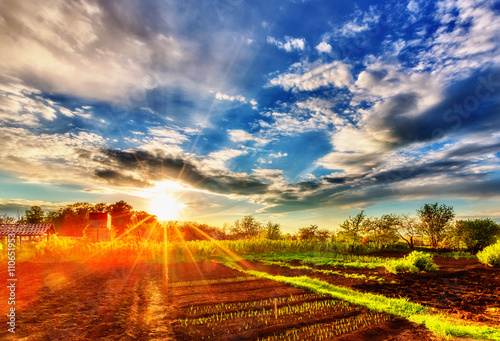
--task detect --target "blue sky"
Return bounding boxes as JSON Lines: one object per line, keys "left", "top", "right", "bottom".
{"left": 0, "top": 0, "right": 499, "bottom": 232}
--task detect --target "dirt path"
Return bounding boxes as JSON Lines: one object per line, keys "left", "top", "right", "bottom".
{"left": 1, "top": 263, "right": 175, "bottom": 340}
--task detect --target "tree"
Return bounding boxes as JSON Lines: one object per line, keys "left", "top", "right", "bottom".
{"left": 298, "top": 225, "right": 319, "bottom": 241}
{"left": 451, "top": 219, "right": 500, "bottom": 253}
{"left": 364, "top": 214, "right": 399, "bottom": 250}
{"left": 125, "top": 211, "right": 158, "bottom": 242}
{"left": 417, "top": 203, "right": 455, "bottom": 248}
{"left": 339, "top": 211, "right": 366, "bottom": 246}
{"left": 394, "top": 214, "right": 420, "bottom": 249}
{"left": 265, "top": 222, "right": 282, "bottom": 240}
{"left": 25, "top": 206, "right": 45, "bottom": 223}
{"left": 316, "top": 228, "right": 331, "bottom": 242}
{"left": 108, "top": 200, "right": 134, "bottom": 236}
{"left": 230, "top": 215, "right": 262, "bottom": 239}
{"left": 0, "top": 213, "right": 16, "bottom": 224}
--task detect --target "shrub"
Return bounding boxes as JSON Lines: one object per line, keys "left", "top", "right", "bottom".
{"left": 477, "top": 241, "right": 500, "bottom": 267}
{"left": 385, "top": 251, "right": 438, "bottom": 274}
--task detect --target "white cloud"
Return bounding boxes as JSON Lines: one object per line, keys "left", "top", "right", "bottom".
{"left": 267, "top": 36, "right": 306, "bottom": 52}
{"left": 135, "top": 137, "right": 185, "bottom": 158}
{"left": 0, "top": 0, "right": 186, "bottom": 103}
{"left": 147, "top": 127, "right": 188, "bottom": 144}
{"left": 269, "top": 152, "right": 288, "bottom": 158}
{"left": 267, "top": 61, "right": 353, "bottom": 92}
{"left": 352, "top": 61, "right": 441, "bottom": 108}
{"left": 0, "top": 198, "right": 75, "bottom": 211}
{"left": 335, "top": 6, "right": 381, "bottom": 37}
{"left": 215, "top": 92, "right": 247, "bottom": 103}
{"left": 316, "top": 42, "right": 332, "bottom": 53}
{"left": 0, "top": 80, "right": 95, "bottom": 126}
{"left": 407, "top": 0, "right": 420, "bottom": 13}
{"left": 415, "top": 0, "right": 500, "bottom": 79}
{"left": 201, "top": 148, "right": 248, "bottom": 173}
{"left": 250, "top": 99, "right": 258, "bottom": 110}
{"left": 228, "top": 129, "right": 270, "bottom": 146}
{"left": 0, "top": 126, "right": 107, "bottom": 186}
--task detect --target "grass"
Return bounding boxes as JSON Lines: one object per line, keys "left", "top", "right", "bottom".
{"left": 2, "top": 238, "right": 384, "bottom": 264}
{"left": 246, "top": 250, "right": 387, "bottom": 269}
{"left": 259, "top": 259, "right": 386, "bottom": 283}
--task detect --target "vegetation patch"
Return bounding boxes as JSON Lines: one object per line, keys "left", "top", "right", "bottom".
{"left": 385, "top": 251, "right": 438, "bottom": 274}
{"left": 259, "top": 259, "right": 386, "bottom": 283}
{"left": 477, "top": 241, "right": 500, "bottom": 268}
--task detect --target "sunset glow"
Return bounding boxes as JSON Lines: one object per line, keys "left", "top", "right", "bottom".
{"left": 0, "top": 0, "right": 499, "bottom": 229}
{"left": 150, "top": 193, "right": 185, "bottom": 221}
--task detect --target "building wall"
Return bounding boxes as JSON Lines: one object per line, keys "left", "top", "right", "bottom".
{"left": 86, "top": 227, "right": 112, "bottom": 242}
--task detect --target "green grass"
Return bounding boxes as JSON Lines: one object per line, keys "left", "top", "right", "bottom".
{"left": 259, "top": 259, "right": 386, "bottom": 282}
{"left": 246, "top": 251, "right": 387, "bottom": 269}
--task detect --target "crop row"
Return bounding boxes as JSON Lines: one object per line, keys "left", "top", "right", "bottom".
{"left": 257, "top": 312, "right": 392, "bottom": 341}
{"left": 176, "top": 296, "right": 360, "bottom": 338}
{"left": 260, "top": 260, "right": 386, "bottom": 283}
{"left": 181, "top": 299, "right": 353, "bottom": 327}
{"left": 169, "top": 276, "right": 257, "bottom": 287}
{"left": 184, "top": 293, "right": 326, "bottom": 316}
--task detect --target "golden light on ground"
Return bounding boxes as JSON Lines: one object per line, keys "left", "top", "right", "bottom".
{"left": 148, "top": 181, "right": 187, "bottom": 221}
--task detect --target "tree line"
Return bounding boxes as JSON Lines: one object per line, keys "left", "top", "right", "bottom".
{"left": 1, "top": 202, "right": 499, "bottom": 253}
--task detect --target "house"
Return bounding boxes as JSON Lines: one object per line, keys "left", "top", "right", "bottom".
{"left": 0, "top": 223, "right": 55, "bottom": 244}
{"left": 86, "top": 213, "right": 113, "bottom": 242}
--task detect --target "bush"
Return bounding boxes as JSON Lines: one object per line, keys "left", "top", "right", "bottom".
{"left": 386, "top": 251, "right": 439, "bottom": 274}
{"left": 477, "top": 241, "right": 500, "bottom": 267}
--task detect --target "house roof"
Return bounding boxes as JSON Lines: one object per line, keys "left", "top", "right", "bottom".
{"left": 89, "top": 213, "right": 110, "bottom": 219}
{"left": 0, "top": 223, "right": 55, "bottom": 237}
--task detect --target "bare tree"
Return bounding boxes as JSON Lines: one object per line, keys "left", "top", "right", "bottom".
{"left": 394, "top": 214, "right": 420, "bottom": 249}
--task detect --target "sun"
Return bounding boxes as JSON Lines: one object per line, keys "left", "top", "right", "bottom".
{"left": 149, "top": 193, "right": 186, "bottom": 221}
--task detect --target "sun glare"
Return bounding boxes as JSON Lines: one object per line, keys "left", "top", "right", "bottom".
{"left": 150, "top": 193, "right": 186, "bottom": 221}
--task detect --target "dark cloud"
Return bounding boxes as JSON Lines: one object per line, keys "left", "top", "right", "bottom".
{"left": 96, "top": 149, "right": 269, "bottom": 196}
{"left": 258, "top": 158, "right": 492, "bottom": 214}
{"left": 445, "top": 142, "right": 500, "bottom": 158}
{"left": 95, "top": 169, "right": 152, "bottom": 188}
{"left": 385, "top": 68, "right": 500, "bottom": 145}
{"left": 297, "top": 180, "right": 322, "bottom": 191}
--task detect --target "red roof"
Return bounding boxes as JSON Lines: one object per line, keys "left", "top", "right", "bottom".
{"left": 89, "top": 213, "right": 110, "bottom": 220}
{"left": 0, "top": 224, "right": 55, "bottom": 237}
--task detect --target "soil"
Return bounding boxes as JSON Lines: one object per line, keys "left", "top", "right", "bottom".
{"left": 0, "top": 260, "right": 446, "bottom": 340}
{"left": 242, "top": 256, "right": 500, "bottom": 329}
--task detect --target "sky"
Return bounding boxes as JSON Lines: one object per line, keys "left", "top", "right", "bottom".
{"left": 0, "top": 0, "right": 500, "bottom": 232}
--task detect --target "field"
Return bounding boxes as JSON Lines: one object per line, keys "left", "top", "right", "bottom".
{"left": 1, "top": 240, "right": 500, "bottom": 340}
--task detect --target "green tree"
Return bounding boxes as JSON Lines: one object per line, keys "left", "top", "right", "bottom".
{"left": 230, "top": 215, "right": 262, "bottom": 239}
{"left": 265, "top": 222, "right": 282, "bottom": 240}
{"left": 417, "top": 203, "right": 455, "bottom": 248}
{"left": 451, "top": 219, "right": 500, "bottom": 253}
{"left": 25, "top": 206, "right": 45, "bottom": 223}
{"left": 339, "top": 211, "right": 366, "bottom": 246}
{"left": 316, "top": 228, "right": 331, "bottom": 242}
{"left": 298, "top": 224, "right": 319, "bottom": 241}
{"left": 364, "top": 214, "right": 399, "bottom": 250}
